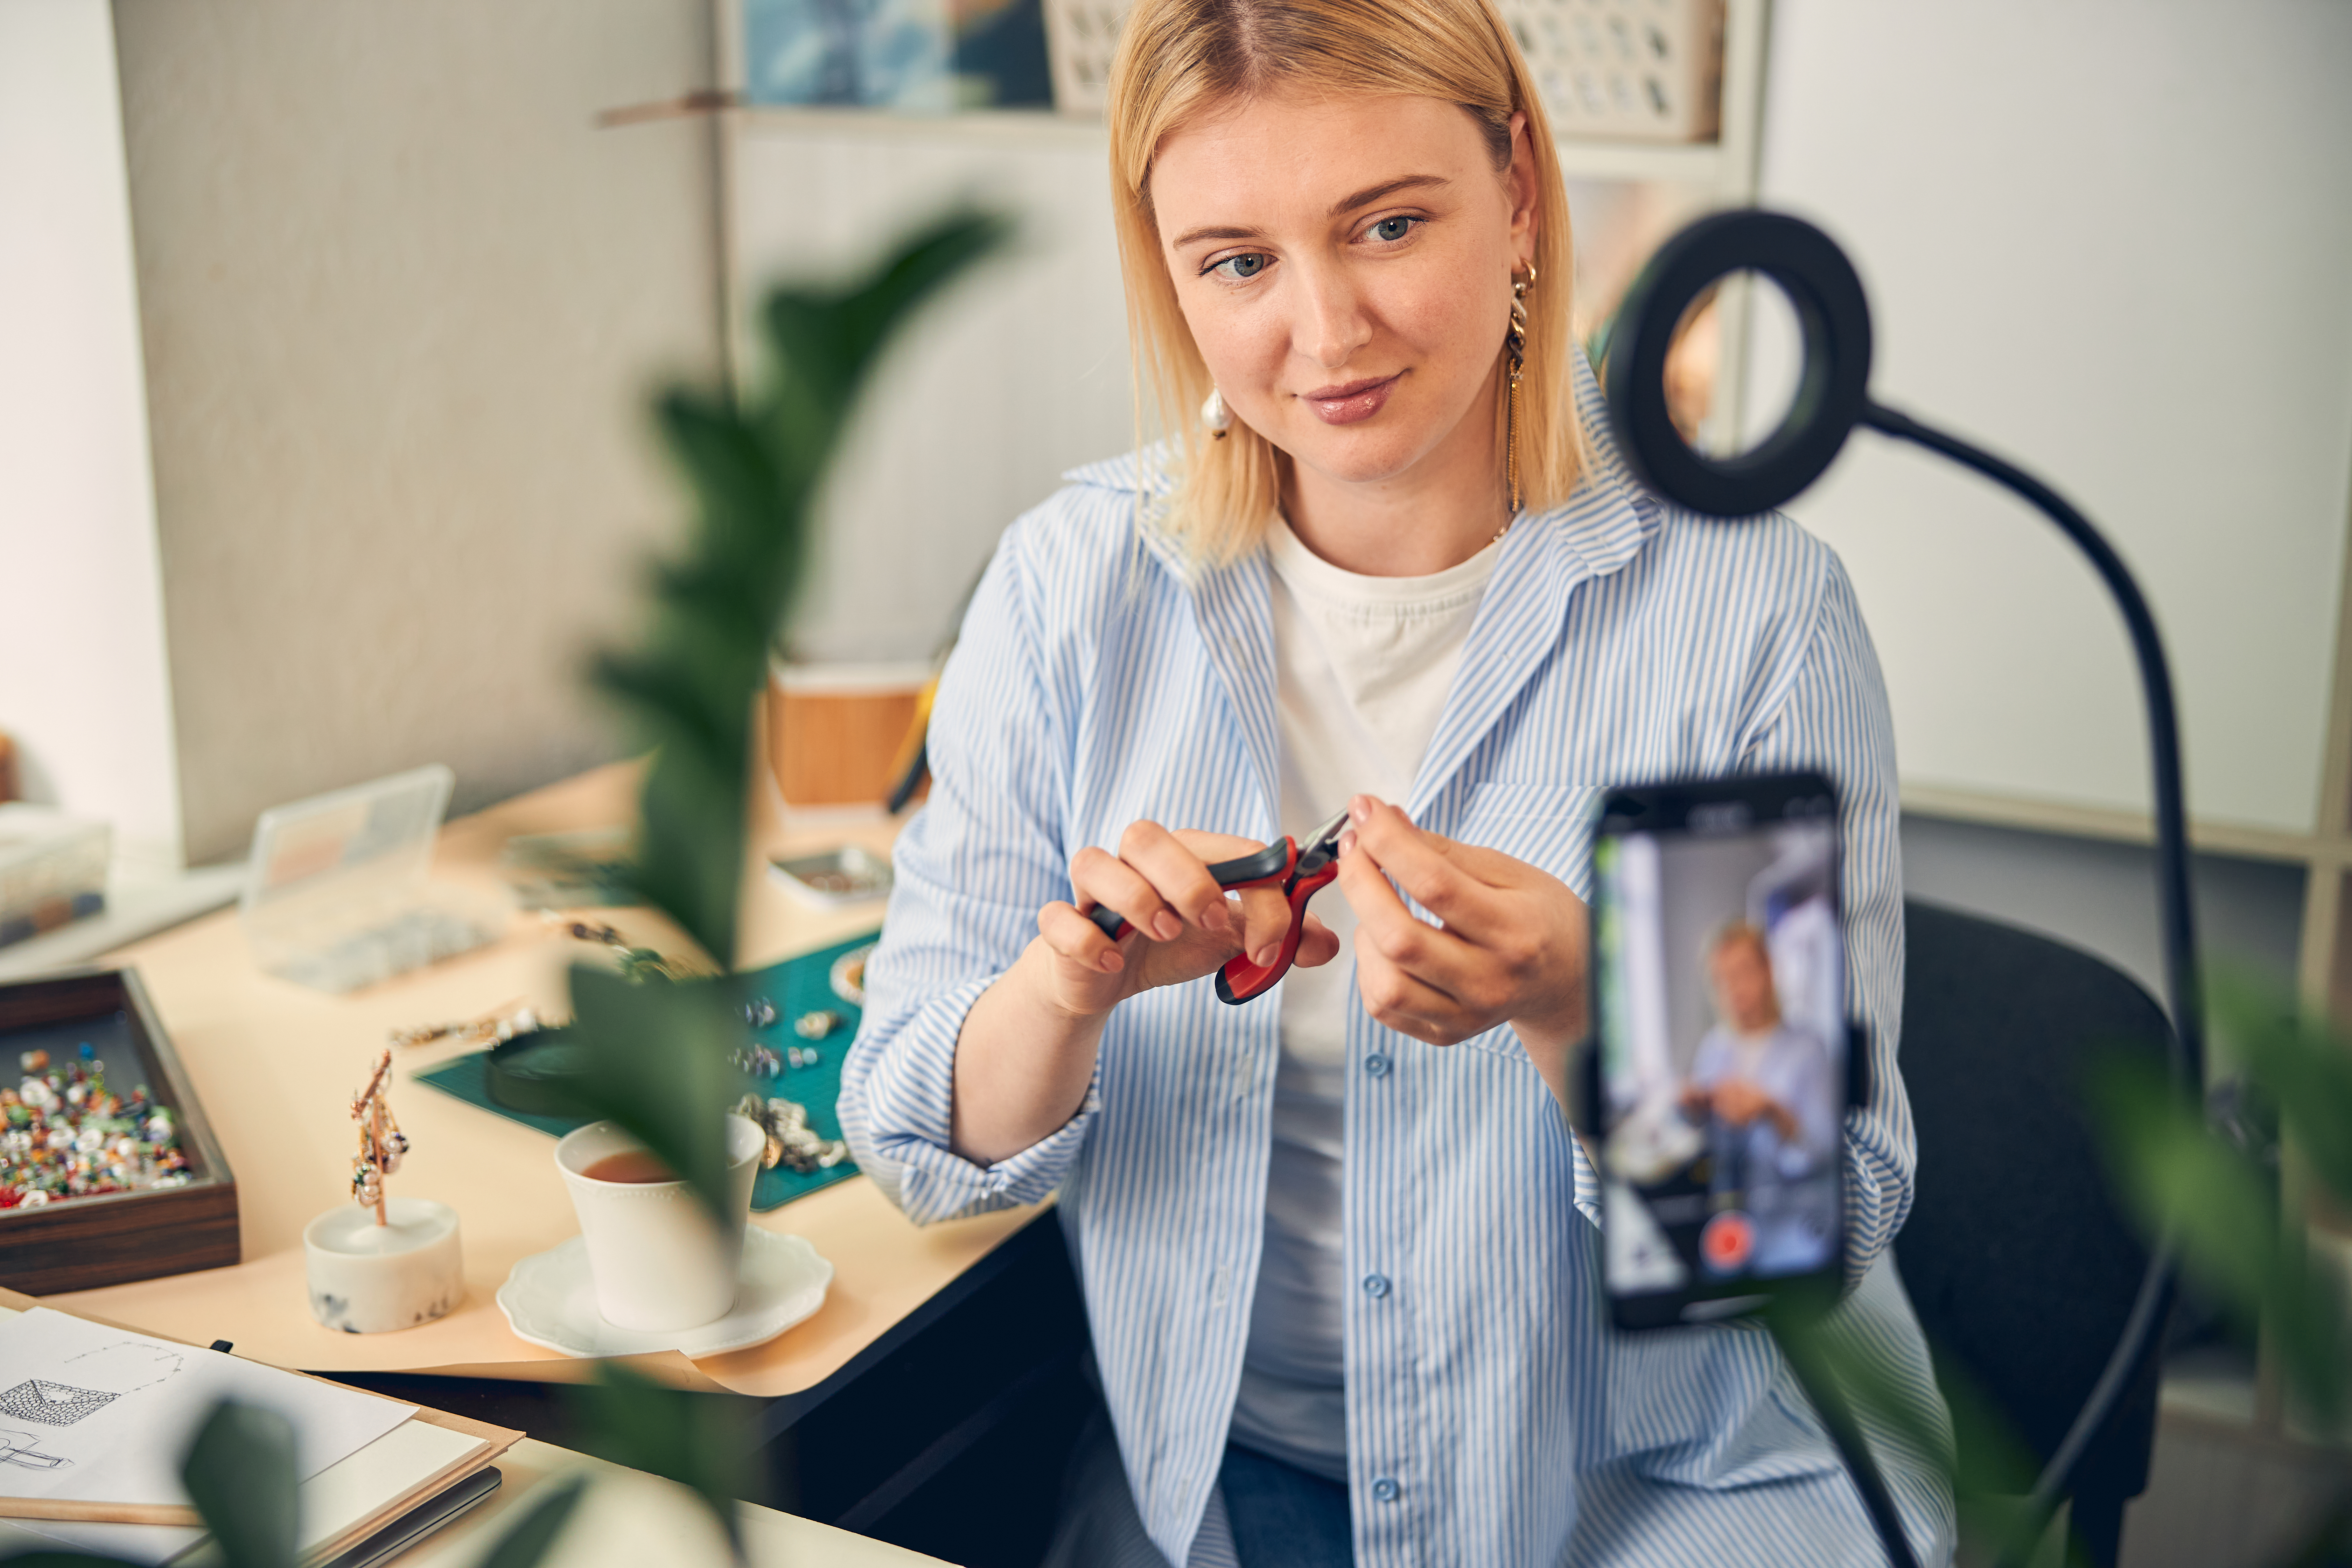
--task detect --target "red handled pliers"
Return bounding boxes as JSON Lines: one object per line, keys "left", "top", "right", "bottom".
{"left": 1086, "top": 807, "right": 1351, "bottom": 1005}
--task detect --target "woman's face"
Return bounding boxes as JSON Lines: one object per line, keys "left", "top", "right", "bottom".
{"left": 1149, "top": 90, "right": 1536, "bottom": 497}
{"left": 1709, "top": 937, "right": 1781, "bottom": 1034}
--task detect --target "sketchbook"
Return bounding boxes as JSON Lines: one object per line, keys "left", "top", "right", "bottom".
{"left": 0, "top": 1292, "right": 518, "bottom": 1566}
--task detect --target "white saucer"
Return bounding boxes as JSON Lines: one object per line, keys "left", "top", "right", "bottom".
{"left": 496, "top": 1227, "right": 833, "bottom": 1359}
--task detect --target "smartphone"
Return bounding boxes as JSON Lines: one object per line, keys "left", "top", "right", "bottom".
{"left": 1587, "top": 772, "right": 1850, "bottom": 1330}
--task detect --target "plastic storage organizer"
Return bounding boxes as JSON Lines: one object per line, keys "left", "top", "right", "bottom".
{"left": 239, "top": 764, "right": 501, "bottom": 993}
{"left": 0, "top": 806, "right": 110, "bottom": 950}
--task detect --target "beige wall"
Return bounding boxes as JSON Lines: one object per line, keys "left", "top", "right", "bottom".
{"left": 114, "top": 0, "right": 723, "bottom": 863}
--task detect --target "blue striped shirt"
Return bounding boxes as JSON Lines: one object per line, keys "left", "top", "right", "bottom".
{"left": 841, "top": 356, "right": 1956, "bottom": 1567}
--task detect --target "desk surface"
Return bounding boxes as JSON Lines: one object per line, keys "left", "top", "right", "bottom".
{"left": 43, "top": 764, "right": 1038, "bottom": 1397}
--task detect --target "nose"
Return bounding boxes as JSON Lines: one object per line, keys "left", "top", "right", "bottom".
{"left": 1289, "top": 254, "right": 1372, "bottom": 372}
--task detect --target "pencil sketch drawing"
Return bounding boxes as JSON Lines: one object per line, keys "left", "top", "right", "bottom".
{"left": 61, "top": 1340, "right": 184, "bottom": 1394}
{"left": 0, "top": 1380, "right": 116, "bottom": 1426}
{"left": 0, "top": 1427, "right": 70, "bottom": 1468}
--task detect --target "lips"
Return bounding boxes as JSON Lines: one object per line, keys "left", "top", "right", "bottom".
{"left": 1301, "top": 372, "right": 1401, "bottom": 426}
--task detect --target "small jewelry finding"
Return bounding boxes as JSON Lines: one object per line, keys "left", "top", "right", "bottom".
{"left": 736, "top": 1094, "right": 851, "bottom": 1174}
{"left": 545, "top": 914, "right": 694, "bottom": 983}
{"left": 390, "top": 1000, "right": 541, "bottom": 1050}
{"left": 348, "top": 1049, "right": 405, "bottom": 1225}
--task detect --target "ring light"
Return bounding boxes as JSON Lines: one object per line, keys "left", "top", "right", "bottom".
{"left": 1604, "top": 210, "right": 1873, "bottom": 516}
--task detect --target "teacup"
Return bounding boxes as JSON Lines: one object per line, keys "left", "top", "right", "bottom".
{"left": 555, "top": 1115, "right": 764, "bottom": 1331}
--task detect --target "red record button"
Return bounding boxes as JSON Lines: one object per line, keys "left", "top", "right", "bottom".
{"left": 1701, "top": 1210, "right": 1755, "bottom": 1274}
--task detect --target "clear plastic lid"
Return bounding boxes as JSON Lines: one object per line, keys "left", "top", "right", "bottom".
{"left": 239, "top": 765, "right": 500, "bottom": 992}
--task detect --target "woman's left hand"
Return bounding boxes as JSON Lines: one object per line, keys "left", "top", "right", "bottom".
{"left": 1333, "top": 794, "right": 1590, "bottom": 1111}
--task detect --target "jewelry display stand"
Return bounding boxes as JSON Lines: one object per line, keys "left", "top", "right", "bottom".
{"left": 303, "top": 1197, "right": 463, "bottom": 1334}
{"left": 303, "top": 1048, "right": 462, "bottom": 1333}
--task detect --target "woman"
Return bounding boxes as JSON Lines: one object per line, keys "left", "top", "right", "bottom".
{"left": 1683, "top": 922, "right": 1843, "bottom": 1275}
{"left": 840, "top": 0, "right": 1953, "bottom": 1562}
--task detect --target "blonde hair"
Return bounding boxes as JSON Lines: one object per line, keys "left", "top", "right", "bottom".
{"left": 1104, "top": 0, "right": 1580, "bottom": 565}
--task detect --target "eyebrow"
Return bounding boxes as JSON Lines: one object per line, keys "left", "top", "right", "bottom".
{"left": 1166, "top": 174, "right": 1452, "bottom": 251}
{"left": 1329, "top": 174, "right": 1449, "bottom": 216}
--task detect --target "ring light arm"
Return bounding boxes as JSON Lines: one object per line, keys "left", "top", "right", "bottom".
{"left": 1604, "top": 210, "right": 2203, "bottom": 1568}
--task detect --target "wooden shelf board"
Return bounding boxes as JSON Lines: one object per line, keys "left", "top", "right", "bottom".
{"left": 1553, "top": 138, "right": 1728, "bottom": 186}
{"left": 733, "top": 105, "right": 1104, "bottom": 148}
{"left": 730, "top": 104, "right": 1731, "bottom": 187}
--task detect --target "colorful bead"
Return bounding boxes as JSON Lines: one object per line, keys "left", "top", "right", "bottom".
{"left": 0, "top": 1055, "right": 184, "bottom": 1210}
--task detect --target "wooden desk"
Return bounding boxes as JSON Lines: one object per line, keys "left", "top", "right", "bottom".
{"left": 42, "top": 764, "right": 1042, "bottom": 1398}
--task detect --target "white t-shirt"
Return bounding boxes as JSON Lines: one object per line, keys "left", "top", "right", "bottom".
{"left": 1226, "top": 517, "right": 1502, "bottom": 1480}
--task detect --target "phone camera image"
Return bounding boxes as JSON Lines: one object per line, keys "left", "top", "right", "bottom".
{"left": 1593, "top": 779, "right": 1846, "bottom": 1323}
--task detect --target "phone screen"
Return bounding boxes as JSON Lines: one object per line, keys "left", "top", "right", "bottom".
{"left": 1591, "top": 775, "right": 1846, "bottom": 1326}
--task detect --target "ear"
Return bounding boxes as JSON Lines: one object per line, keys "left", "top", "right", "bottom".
{"left": 1505, "top": 111, "right": 1539, "bottom": 262}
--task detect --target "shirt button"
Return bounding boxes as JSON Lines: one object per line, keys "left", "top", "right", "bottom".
{"left": 1363, "top": 1054, "right": 1391, "bottom": 1078}
{"left": 1361, "top": 1273, "right": 1391, "bottom": 1298}
{"left": 1372, "top": 1477, "right": 1400, "bottom": 1503}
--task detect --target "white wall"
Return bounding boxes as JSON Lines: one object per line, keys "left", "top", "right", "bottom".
{"left": 115, "top": 0, "right": 725, "bottom": 864}
{"left": 0, "top": 0, "right": 183, "bottom": 868}
{"left": 1757, "top": 0, "right": 2352, "bottom": 836}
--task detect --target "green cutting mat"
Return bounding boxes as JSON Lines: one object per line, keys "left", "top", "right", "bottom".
{"left": 416, "top": 931, "right": 877, "bottom": 1212}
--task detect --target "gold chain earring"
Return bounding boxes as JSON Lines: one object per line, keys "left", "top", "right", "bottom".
{"left": 1503, "top": 263, "right": 1536, "bottom": 525}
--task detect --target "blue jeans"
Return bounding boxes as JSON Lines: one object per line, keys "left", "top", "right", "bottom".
{"left": 1219, "top": 1443, "right": 1354, "bottom": 1568}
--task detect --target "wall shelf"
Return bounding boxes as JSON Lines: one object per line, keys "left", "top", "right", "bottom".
{"left": 737, "top": 104, "right": 1735, "bottom": 186}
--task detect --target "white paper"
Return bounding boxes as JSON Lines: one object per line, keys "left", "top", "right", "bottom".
{"left": 0, "top": 1308, "right": 416, "bottom": 1508}
{"left": 294, "top": 1418, "right": 483, "bottom": 1546}
{"left": 0, "top": 1421, "right": 486, "bottom": 1566}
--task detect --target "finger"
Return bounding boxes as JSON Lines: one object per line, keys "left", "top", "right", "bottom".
{"left": 1336, "top": 834, "right": 1479, "bottom": 985}
{"left": 1227, "top": 882, "right": 1314, "bottom": 969}
{"left": 1345, "top": 797, "right": 1508, "bottom": 939}
{"left": 1069, "top": 845, "right": 1181, "bottom": 942}
{"left": 1170, "top": 828, "right": 1275, "bottom": 866}
{"left": 1354, "top": 934, "right": 1475, "bottom": 1046}
{"left": 1119, "top": 820, "right": 1233, "bottom": 936}
{"left": 1292, "top": 912, "right": 1342, "bottom": 969}
{"left": 1039, "top": 900, "right": 1126, "bottom": 974}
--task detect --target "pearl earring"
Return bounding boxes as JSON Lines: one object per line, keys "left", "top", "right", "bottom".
{"left": 1201, "top": 386, "right": 1232, "bottom": 440}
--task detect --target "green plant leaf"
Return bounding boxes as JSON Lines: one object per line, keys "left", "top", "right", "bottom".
{"left": 2209, "top": 968, "right": 2352, "bottom": 1203}
{"left": 593, "top": 208, "right": 1010, "bottom": 970}
{"left": 1765, "top": 1284, "right": 2063, "bottom": 1565}
{"left": 568, "top": 1364, "right": 760, "bottom": 1564}
{"left": 181, "top": 1401, "right": 299, "bottom": 1568}
{"left": 2090, "top": 1053, "right": 2348, "bottom": 1426}
{"left": 474, "top": 1473, "right": 589, "bottom": 1568}
{"left": 563, "top": 963, "right": 749, "bottom": 1226}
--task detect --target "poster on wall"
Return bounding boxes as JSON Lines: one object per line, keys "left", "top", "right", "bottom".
{"left": 743, "top": 0, "right": 1052, "bottom": 112}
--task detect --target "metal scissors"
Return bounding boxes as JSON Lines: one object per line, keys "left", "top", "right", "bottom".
{"left": 1087, "top": 807, "right": 1351, "bottom": 1005}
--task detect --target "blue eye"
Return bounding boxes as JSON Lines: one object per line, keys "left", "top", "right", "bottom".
{"left": 1211, "top": 253, "right": 1269, "bottom": 281}
{"left": 1370, "top": 216, "right": 1415, "bottom": 243}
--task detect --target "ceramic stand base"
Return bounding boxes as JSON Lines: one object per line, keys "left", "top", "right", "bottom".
{"left": 303, "top": 1197, "right": 463, "bottom": 1334}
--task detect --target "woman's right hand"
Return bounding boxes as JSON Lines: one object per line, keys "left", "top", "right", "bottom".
{"left": 951, "top": 819, "right": 1338, "bottom": 1166}
{"left": 1030, "top": 819, "right": 1341, "bottom": 1019}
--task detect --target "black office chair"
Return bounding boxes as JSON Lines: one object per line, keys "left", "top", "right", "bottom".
{"left": 1894, "top": 899, "right": 2173, "bottom": 1568}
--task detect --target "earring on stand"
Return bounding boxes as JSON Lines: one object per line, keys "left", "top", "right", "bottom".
{"left": 1501, "top": 262, "right": 1536, "bottom": 529}
{"left": 1201, "top": 386, "right": 1232, "bottom": 440}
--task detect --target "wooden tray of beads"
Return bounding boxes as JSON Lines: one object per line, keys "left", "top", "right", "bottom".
{"left": 0, "top": 967, "right": 237, "bottom": 1294}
